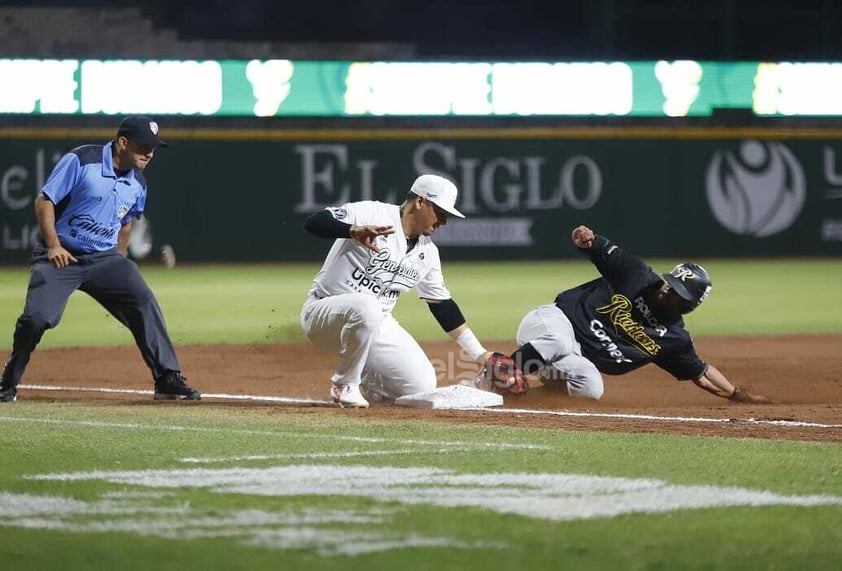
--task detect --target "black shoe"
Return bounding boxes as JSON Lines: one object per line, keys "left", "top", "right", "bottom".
{"left": 0, "top": 384, "right": 17, "bottom": 403}
{"left": 153, "top": 372, "right": 201, "bottom": 401}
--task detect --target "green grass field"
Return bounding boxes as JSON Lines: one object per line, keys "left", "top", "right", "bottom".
{"left": 1, "top": 259, "right": 841, "bottom": 349}
{"left": 1, "top": 404, "right": 840, "bottom": 570}
{"left": 1, "top": 261, "right": 841, "bottom": 569}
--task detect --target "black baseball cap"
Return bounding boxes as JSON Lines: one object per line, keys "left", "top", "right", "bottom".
{"left": 116, "top": 115, "right": 168, "bottom": 147}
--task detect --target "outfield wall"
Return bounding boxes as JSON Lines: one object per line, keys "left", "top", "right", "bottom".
{"left": 2, "top": 127, "right": 841, "bottom": 263}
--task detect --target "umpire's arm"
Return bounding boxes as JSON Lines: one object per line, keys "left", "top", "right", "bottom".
{"left": 117, "top": 220, "right": 133, "bottom": 255}
{"left": 425, "top": 298, "right": 492, "bottom": 363}
{"left": 34, "top": 193, "right": 77, "bottom": 268}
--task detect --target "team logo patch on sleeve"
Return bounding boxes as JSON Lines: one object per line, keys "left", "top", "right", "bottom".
{"left": 330, "top": 208, "right": 348, "bottom": 220}
{"left": 117, "top": 205, "right": 130, "bottom": 219}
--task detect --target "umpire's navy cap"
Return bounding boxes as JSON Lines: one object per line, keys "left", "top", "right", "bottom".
{"left": 117, "top": 115, "right": 168, "bottom": 147}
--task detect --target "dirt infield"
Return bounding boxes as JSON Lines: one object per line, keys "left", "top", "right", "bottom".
{"left": 7, "top": 334, "right": 842, "bottom": 443}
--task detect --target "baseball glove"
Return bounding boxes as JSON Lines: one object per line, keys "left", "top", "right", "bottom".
{"left": 480, "top": 352, "right": 529, "bottom": 395}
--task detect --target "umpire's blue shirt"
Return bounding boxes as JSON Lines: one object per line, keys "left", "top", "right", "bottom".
{"left": 41, "top": 142, "right": 147, "bottom": 254}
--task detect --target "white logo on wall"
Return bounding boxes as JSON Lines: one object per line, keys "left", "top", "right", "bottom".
{"left": 706, "top": 140, "right": 806, "bottom": 237}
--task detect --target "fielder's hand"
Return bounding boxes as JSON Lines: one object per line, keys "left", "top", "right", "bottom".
{"left": 729, "top": 386, "right": 770, "bottom": 404}
{"left": 350, "top": 225, "right": 395, "bottom": 253}
{"left": 572, "top": 225, "right": 595, "bottom": 249}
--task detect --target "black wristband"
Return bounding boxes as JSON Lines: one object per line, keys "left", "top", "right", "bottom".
{"left": 510, "top": 343, "right": 546, "bottom": 375}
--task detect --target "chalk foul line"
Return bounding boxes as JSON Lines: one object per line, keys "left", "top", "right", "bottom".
{"left": 486, "top": 407, "right": 842, "bottom": 429}
{"left": 16, "top": 383, "right": 842, "bottom": 430}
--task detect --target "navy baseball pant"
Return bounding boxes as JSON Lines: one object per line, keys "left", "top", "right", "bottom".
{"left": 2, "top": 249, "right": 180, "bottom": 388}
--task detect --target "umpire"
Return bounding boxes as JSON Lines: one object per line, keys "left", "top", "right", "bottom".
{"left": 0, "top": 116, "right": 200, "bottom": 402}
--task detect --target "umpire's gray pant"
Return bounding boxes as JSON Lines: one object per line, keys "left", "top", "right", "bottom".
{"left": 2, "top": 249, "right": 180, "bottom": 388}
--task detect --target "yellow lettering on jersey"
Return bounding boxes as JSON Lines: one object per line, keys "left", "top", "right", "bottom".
{"left": 596, "top": 294, "right": 662, "bottom": 356}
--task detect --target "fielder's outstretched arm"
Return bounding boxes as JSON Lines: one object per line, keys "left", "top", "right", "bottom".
{"left": 426, "top": 298, "right": 492, "bottom": 363}
{"left": 304, "top": 209, "right": 394, "bottom": 253}
{"left": 693, "top": 364, "right": 768, "bottom": 403}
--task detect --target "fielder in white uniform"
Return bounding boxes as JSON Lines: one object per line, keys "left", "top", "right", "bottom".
{"left": 300, "top": 174, "right": 492, "bottom": 408}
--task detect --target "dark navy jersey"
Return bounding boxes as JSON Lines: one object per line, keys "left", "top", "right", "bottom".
{"left": 40, "top": 142, "right": 147, "bottom": 254}
{"left": 554, "top": 235, "right": 707, "bottom": 380}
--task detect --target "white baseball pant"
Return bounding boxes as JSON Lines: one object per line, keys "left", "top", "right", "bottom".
{"left": 300, "top": 293, "right": 437, "bottom": 398}
{"left": 516, "top": 304, "right": 604, "bottom": 400}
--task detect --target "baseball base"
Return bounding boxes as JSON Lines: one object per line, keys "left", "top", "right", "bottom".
{"left": 395, "top": 384, "right": 504, "bottom": 409}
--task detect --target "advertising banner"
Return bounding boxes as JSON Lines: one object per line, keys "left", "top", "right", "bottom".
{"left": 2, "top": 134, "right": 841, "bottom": 264}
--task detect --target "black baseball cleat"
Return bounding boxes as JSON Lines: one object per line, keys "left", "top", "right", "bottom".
{"left": 153, "top": 372, "right": 201, "bottom": 401}
{"left": 0, "top": 383, "right": 17, "bottom": 403}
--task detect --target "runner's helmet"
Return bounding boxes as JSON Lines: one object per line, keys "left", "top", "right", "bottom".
{"left": 661, "top": 263, "right": 712, "bottom": 312}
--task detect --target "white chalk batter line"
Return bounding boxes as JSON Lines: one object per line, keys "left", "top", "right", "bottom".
{"left": 13, "top": 383, "right": 842, "bottom": 430}
{"left": 492, "top": 407, "right": 842, "bottom": 429}
{"left": 0, "top": 415, "right": 547, "bottom": 450}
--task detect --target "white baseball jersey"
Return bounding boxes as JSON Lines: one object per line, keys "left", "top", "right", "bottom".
{"left": 308, "top": 201, "right": 452, "bottom": 314}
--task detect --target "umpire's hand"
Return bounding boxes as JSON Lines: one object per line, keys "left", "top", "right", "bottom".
{"left": 47, "top": 245, "right": 78, "bottom": 268}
